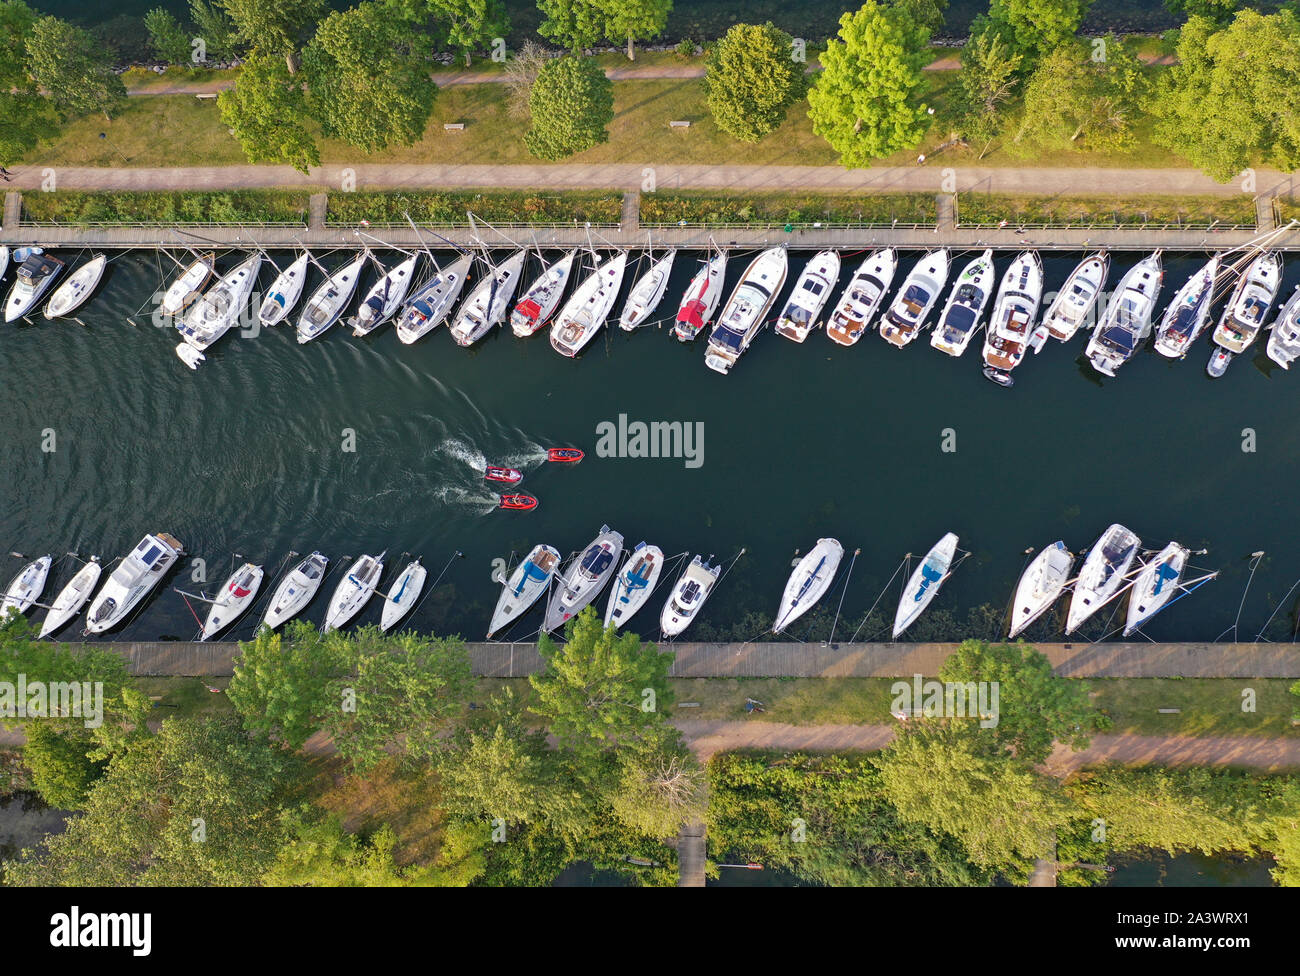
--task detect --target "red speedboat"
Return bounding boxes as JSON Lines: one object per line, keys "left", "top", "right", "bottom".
{"left": 547, "top": 447, "right": 584, "bottom": 463}
{"left": 499, "top": 493, "right": 538, "bottom": 511}
{"left": 484, "top": 466, "right": 523, "bottom": 486}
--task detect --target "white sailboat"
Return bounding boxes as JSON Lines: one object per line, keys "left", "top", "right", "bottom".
{"left": 396, "top": 253, "right": 473, "bottom": 344}
{"left": 1153, "top": 255, "right": 1219, "bottom": 359}
{"left": 772, "top": 538, "right": 843, "bottom": 635}
{"left": 380, "top": 559, "right": 426, "bottom": 632}
{"left": 297, "top": 253, "right": 367, "bottom": 344}
{"left": 512, "top": 250, "right": 576, "bottom": 337}
{"left": 981, "top": 251, "right": 1045, "bottom": 381}
{"left": 704, "top": 245, "right": 788, "bottom": 374}
{"left": 350, "top": 253, "right": 419, "bottom": 336}
{"left": 660, "top": 555, "right": 721, "bottom": 637}
{"left": 825, "top": 248, "right": 896, "bottom": 347}
{"left": 1084, "top": 252, "right": 1164, "bottom": 377}
{"left": 258, "top": 252, "right": 310, "bottom": 327}
{"left": 37, "top": 557, "right": 101, "bottom": 638}
{"left": 893, "top": 533, "right": 959, "bottom": 638}
{"left": 604, "top": 542, "right": 664, "bottom": 629}
{"left": 262, "top": 552, "right": 328, "bottom": 630}
{"left": 543, "top": 526, "right": 624, "bottom": 632}
{"left": 673, "top": 250, "right": 726, "bottom": 342}
{"left": 618, "top": 249, "right": 676, "bottom": 330}
{"left": 160, "top": 251, "right": 214, "bottom": 317}
{"left": 550, "top": 252, "right": 628, "bottom": 357}
{"left": 1123, "top": 543, "right": 1186, "bottom": 637}
{"left": 487, "top": 544, "right": 561, "bottom": 638}
{"left": 1266, "top": 285, "right": 1300, "bottom": 369}
{"left": 1208, "top": 250, "right": 1282, "bottom": 377}
{"left": 1041, "top": 252, "right": 1110, "bottom": 342}
{"left": 5, "top": 252, "right": 65, "bottom": 321}
{"left": 879, "top": 249, "right": 950, "bottom": 348}
{"left": 85, "top": 533, "right": 185, "bottom": 634}
{"left": 2, "top": 555, "right": 51, "bottom": 618}
{"left": 177, "top": 254, "right": 262, "bottom": 351}
{"left": 449, "top": 249, "right": 527, "bottom": 347}
{"left": 198, "top": 562, "right": 264, "bottom": 641}
{"left": 1065, "top": 524, "right": 1141, "bottom": 634}
{"left": 322, "top": 551, "right": 385, "bottom": 633}
{"left": 930, "top": 249, "right": 994, "bottom": 358}
{"left": 774, "top": 249, "right": 841, "bottom": 342}
{"left": 44, "top": 254, "right": 107, "bottom": 319}
{"left": 1007, "top": 542, "right": 1074, "bottom": 639}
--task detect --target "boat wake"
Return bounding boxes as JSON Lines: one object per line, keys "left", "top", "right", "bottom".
{"left": 430, "top": 484, "right": 500, "bottom": 516}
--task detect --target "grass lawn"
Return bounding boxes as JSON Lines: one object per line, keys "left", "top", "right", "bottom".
{"left": 134, "top": 676, "right": 235, "bottom": 721}
{"left": 309, "top": 756, "right": 446, "bottom": 867}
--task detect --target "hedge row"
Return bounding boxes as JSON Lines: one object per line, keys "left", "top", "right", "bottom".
{"left": 326, "top": 190, "right": 624, "bottom": 225}
{"left": 640, "top": 191, "right": 939, "bottom": 226}
{"left": 956, "top": 193, "right": 1258, "bottom": 227}
{"left": 21, "top": 191, "right": 311, "bottom": 224}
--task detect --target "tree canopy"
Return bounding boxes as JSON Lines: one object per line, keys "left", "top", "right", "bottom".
{"left": 704, "top": 22, "right": 807, "bottom": 143}
{"left": 218, "top": 0, "right": 325, "bottom": 70}
{"left": 523, "top": 54, "right": 614, "bottom": 159}
{"left": 25, "top": 15, "right": 126, "bottom": 120}
{"left": 985, "top": 0, "right": 1092, "bottom": 64}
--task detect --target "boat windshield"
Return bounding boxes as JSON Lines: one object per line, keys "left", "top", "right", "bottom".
{"left": 901, "top": 284, "right": 931, "bottom": 314}
{"left": 782, "top": 305, "right": 812, "bottom": 325}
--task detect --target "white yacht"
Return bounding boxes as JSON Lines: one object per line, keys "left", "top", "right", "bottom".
{"left": 826, "top": 248, "right": 896, "bottom": 346}
{"left": 1153, "top": 255, "right": 1219, "bottom": 359}
{"left": 487, "top": 544, "right": 561, "bottom": 638}
{"left": 177, "top": 254, "right": 262, "bottom": 350}
{"left": 44, "top": 254, "right": 107, "bottom": 319}
{"left": 257, "top": 252, "right": 310, "bottom": 327}
{"left": 38, "top": 557, "right": 101, "bottom": 638}
{"left": 543, "top": 526, "right": 624, "bottom": 632}
{"left": 704, "top": 246, "right": 788, "bottom": 374}
{"left": 879, "top": 249, "right": 949, "bottom": 348}
{"left": 660, "top": 555, "right": 721, "bottom": 638}
{"left": 1266, "top": 285, "right": 1300, "bottom": 369}
{"left": 200, "top": 562, "right": 264, "bottom": 641}
{"left": 550, "top": 252, "right": 628, "bottom": 357}
{"left": 350, "top": 253, "right": 419, "bottom": 336}
{"left": 930, "top": 249, "right": 994, "bottom": 358}
{"left": 297, "top": 253, "right": 367, "bottom": 343}
{"left": 893, "top": 533, "right": 959, "bottom": 638}
{"left": 322, "top": 552, "right": 385, "bottom": 633}
{"left": 5, "top": 252, "right": 65, "bottom": 321}
{"left": 618, "top": 250, "right": 676, "bottom": 330}
{"left": 512, "top": 251, "right": 576, "bottom": 337}
{"left": 604, "top": 542, "right": 664, "bottom": 629}
{"left": 85, "top": 533, "right": 185, "bottom": 634}
{"left": 396, "top": 253, "right": 473, "bottom": 344}
{"left": 772, "top": 538, "right": 843, "bottom": 635}
{"left": 1123, "top": 542, "right": 1188, "bottom": 637}
{"left": 774, "top": 249, "right": 840, "bottom": 342}
{"left": 1041, "top": 252, "right": 1109, "bottom": 342}
{"left": 673, "top": 251, "right": 726, "bottom": 342}
{"left": 380, "top": 559, "right": 426, "bottom": 632}
{"left": 981, "top": 251, "right": 1045, "bottom": 380}
{"left": 449, "top": 249, "right": 527, "bottom": 347}
{"left": 1208, "top": 250, "right": 1282, "bottom": 376}
{"left": 262, "top": 552, "right": 328, "bottom": 630}
{"left": 2, "top": 555, "right": 51, "bottom": 618}
{"left": 1065, "top": 524, "right": 1141, "bottom": 634}
{"left": 1084, "top": 252, "right": 1164, "bottom": 377}
{"left": 160, "top": 252, "right": 214, "bottom": 317}
{"left": 1007, "top": 542, "right": 1074, "bottom": 639}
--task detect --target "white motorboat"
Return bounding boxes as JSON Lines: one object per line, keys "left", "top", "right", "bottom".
{"left": 160, "top": 252, "right": 214, "bottom": 317}
{"left": 772, "top": 538, "right": 844, "bottom": 635}
{"left": 1065, "top": 523, "right": 1141, "bottom": 634}
{"left": 660, "top": 555, "right": 721, "bottom": 638}
{"left": 774, "top": 249, "right": 841, "bottom": 342}
{"left": 5, "top": 252, "right": 65, "bottom": 321}
{"left": 199, "top": 562, "right": 264, "bottom": 641}
{"left": 2, "top": 555, "right": 51, "bottom": 618}
{"left": 673, "top": 251, "right": 726, "bottom": 342}
{"left": 550, "top": 252, "right": 628, "bottom": 357}
{"left": 982, "top": 251, "right": 1045, "bottom": 377}
{"left": 543, "top": 526, "right": 624, "bottom": 631}
{"left": 1084, "top": 252, "right": 1164, "bottom": 377}
{"left": 879, "top": 249, "right": 949, "bottom": 348}
{"left": 893, "top": 533, "right": 959, "bottom": 638}
{"left": 37, "top": 557, "right": 101, "bottom": 638}
{"left": 1266, "top": 285, "right": 1300, "bottom": 369}
{"left": 85, "top": 533, "right": 185, "bottom": 634}
{"left": 262, "top": 551, "right": 328, "bottom": 630}
{"left": 380, "top": 559, "right": 426, "bottom": 632}
{"left": 177, "top": 254, "right": 262, "bottom": 350}
{"left": 297, "top": 253, "right": 367, "bottom": 343}
{"left": 350, "top": 253, "right": 419, "bottom": 336}
{"left": 1209, "top": 250, "right": 1282, "bottom": 374}
{"left": 396, "top": 253, "right": 474, "bottom": 344}
{"left": 604, "top": 542, "right": 665, "bottom": 629}
{"left": 449, "top": 249, "right": 527, "bottom": 347}
{"left": 930, "top": 249, "right": 994, "bottom": 357}
{"left": 1007, "top": 541, "right": 1074, "bottom": 639}
{"left": 0, "top": 245, "right": 9, "bottom": 279}
{"left": 704, "top": 245, "right": 788, "bottom": 374}
{"left": 1042, "top": 252, "right": 1110, "bottom": 342}
{"left": 175, "top": 343, "right": 205, "bottom": 369}
{"left": 512, "top": 251, "right": 576, "bottom": 337}
{"left": 258, "top": 252, "right": 310, "bottom": 327}
{"left": 44, "top": 254, "right": 107, "bottom": 319}
{"left": 618, "top": 250, "right": 676, "bottom": 330}
{"left": 487, "top": 544, "right": 561, "bottom": 638}
{"left": 1153, "top": 255, "right": 1219, "bottom": 359}
{"left": 322, "top": 551, "right": 385, "bottom": 633}
{"left": 1123, "top": 542, "right": 1188, "bottom": 637}
{"left": 826, "top": 248, "right": 896, "bottom": 346}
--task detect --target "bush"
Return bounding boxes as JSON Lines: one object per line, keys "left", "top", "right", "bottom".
{"left": 327, "top": 190, "right": 622, "bottom": 225}
{"left": 640, "top": 191, "right": 937, "bottom": 226}
{"left": 21, "top": 725, "right": 105, "bottom": 810}
{"left": 674, "top": 38, "right": 695, "bottom": 60}
{"left": 21, "top": 191, "right": 310, "bottom": 225}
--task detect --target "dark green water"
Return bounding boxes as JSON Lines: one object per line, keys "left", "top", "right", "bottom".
{"left": 3, "top": 247, "right": 1300, "bottom": 645}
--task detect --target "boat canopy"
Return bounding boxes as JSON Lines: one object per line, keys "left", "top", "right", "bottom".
{"left": 580, "top": 546, "right": 613, "bottom": 576}
{"left": 943, "top": 305, "right": 977, "bottom": 334}
{"left": 678, "top": 299, "right": 706, "bottom": 329}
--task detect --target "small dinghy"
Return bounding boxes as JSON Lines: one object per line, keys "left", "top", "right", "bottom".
{"left": 879, "top": 249, "right": 949, "bottom": 348}
{"left": 772, "top": 538, "right": 844, "bottom": 635}
{"left": 350, "top": 254, "right": 419, "bottom": 337}
{"left": 550, "top": 251, "right": 629, "bottom": 357}
{"left": 1123, "top": 542, "right": 1187, "bottom": 637}
{"left": 297, "top": 253, "right": 367, "bottom": 343}
{"left": 673, "top": 251, "right": 726, "bottom": 342}
{"left": 1007, "top": 541, "right": 1074, "bottom": 639}
{"left": 1153, "top": 255, "right": 1218, "bottom": 359}
{"left": 499, "top": 493, "right": 538, "bottom": 511}
{"left": 1065, "top": 524, "right": 1140, "bottom": 634}
{"left": 982, "top": 366, "right": 1013, "bottom": 387}
{"left": 660, "top": 555, "right": 721, "bottom": 637}
{"left": 547, "top": 447, "right": 584, "bottom": 463}
{"left": 380, "top": 559, "right": 426, "bottom": 632}
{"left": 618, "top": 249, "right": 676, "bottom": 331}
{"left": 258, "top": 252, "right": 310, "bottom": 327}
{"left": 38, "top": 557, "right": 101, "bottom": 638}
{"left": 487, "top": 544, "right": 561, "bottom": 638}
{"left": 86, "top": 533, "right": 185, "bottom": 634}
{"left": 1206, "top": 346, "right": 1233, "bottom": 378}
{"left": 2, "top": 555, "right": 51, "bottom": 618}
{"left": 262, "top": 551, "right": 328, "bottom": 630}
{"left": 775, "top": 249, "right": 841, "bottom": 343}
{"left": 199, "top": 562, "right": 264, "bottom": 641}
{"left": 322, "top": 552, "right": 385, "bottom": 633}
{"left": 512, "top": 250, "right": 577, "bottom": 337}
{"left": 604, "top": 542, "right": 664, "bottom": 629}
{"left": 44, "top": 254, "right": 107, "bottom": 319}
{"left": 544, "top": 526, "right": 624, "bottom": 631}
{"left": 160, "top": 252, "right": 214, "bottom": 317}
{"left": 893, "top": 533, "right": 959, "bottom": 638}
{"left": 175, "top": 342, "right": 206, "bottom": 369}
{"left": 1041, "top": 252, "right": 1110, "bottom": 342}
{"left": 827, "top": 248, "right": 896, "bottom": 346}
{"left": 485, "top": 466, "right": 523, "bottom": 485}
{"left": 396, "top": 253, "right": 474, "bottom": 344}
{"left": 930, "top": 249, "right": 994, "bottom": 358}
{"left": 5, "top": 252, "right": 65, "bottom": 321}
{"left": 449, "top": 249, "right": 528, "bottom": 347}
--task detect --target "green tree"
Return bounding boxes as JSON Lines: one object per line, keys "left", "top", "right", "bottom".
{"left": 21, "top": 724, "right": 105, "bottom": 809}
{"left": 523, "top": 54, "right": 614, "bottom": 159}
{"left": 955, "top": 21, "right": 1023, "bottom": 150}
{"left": 602, "top": 0, "right": 671, "bottom": 60}
{"left": 25, "top": 16, "right": 126, "bottom": 120}
{"left": 704, "top": 22, "right": 807, "bottom": 143}
{"left": 610, "top": 746, "right": 706, "bottom": 840}
{"left": 189, "top": 0, "right": 239, "bottom": 62}
{"left": 537, "top": 0, "right": 608, "bottom": 51}
{"left": 986, "top": 0, "right": 1091, "bottom": 64}
{"left": 890, "top": 0, "right": 948, "bottom": 33}
{"left": 227, "top": 620, "right": 349, "bottom": 745}
{"left": 1164, "top": 0, "right": 1237, "bottom": 25}
{"left": 391, "top": 0, "right": 509, "bottom": 67}
{"left": 0, "top": 1, "right": 55, "bottom": 165}
{"left": 807, "top": 1, "right": 931, "bottom": 166}
{"left": 217, "top": 0, "right": 325, "bottom": 72}
{"left": 144, "top": 8, "right": 193, "bottom": 64}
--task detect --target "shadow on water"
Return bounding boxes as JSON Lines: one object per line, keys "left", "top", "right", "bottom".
{"left": 0, "top": 791, "right": 70, "bottom": 882}
{"left": 1107, "top": 850, "right": 1275, "bottom": 887}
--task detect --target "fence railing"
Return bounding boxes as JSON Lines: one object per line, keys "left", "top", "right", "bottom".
{"left": 325, "top": 220, "right": 624, "bottom": 230}
{"left": 639, "top": 221, "right": 938, "bottom": 231}
{"left": 19, "top": 220, "right": 310, "bottom": 229}
{"left": 954, "top": 220, "right": 1258, "bottom": 232}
